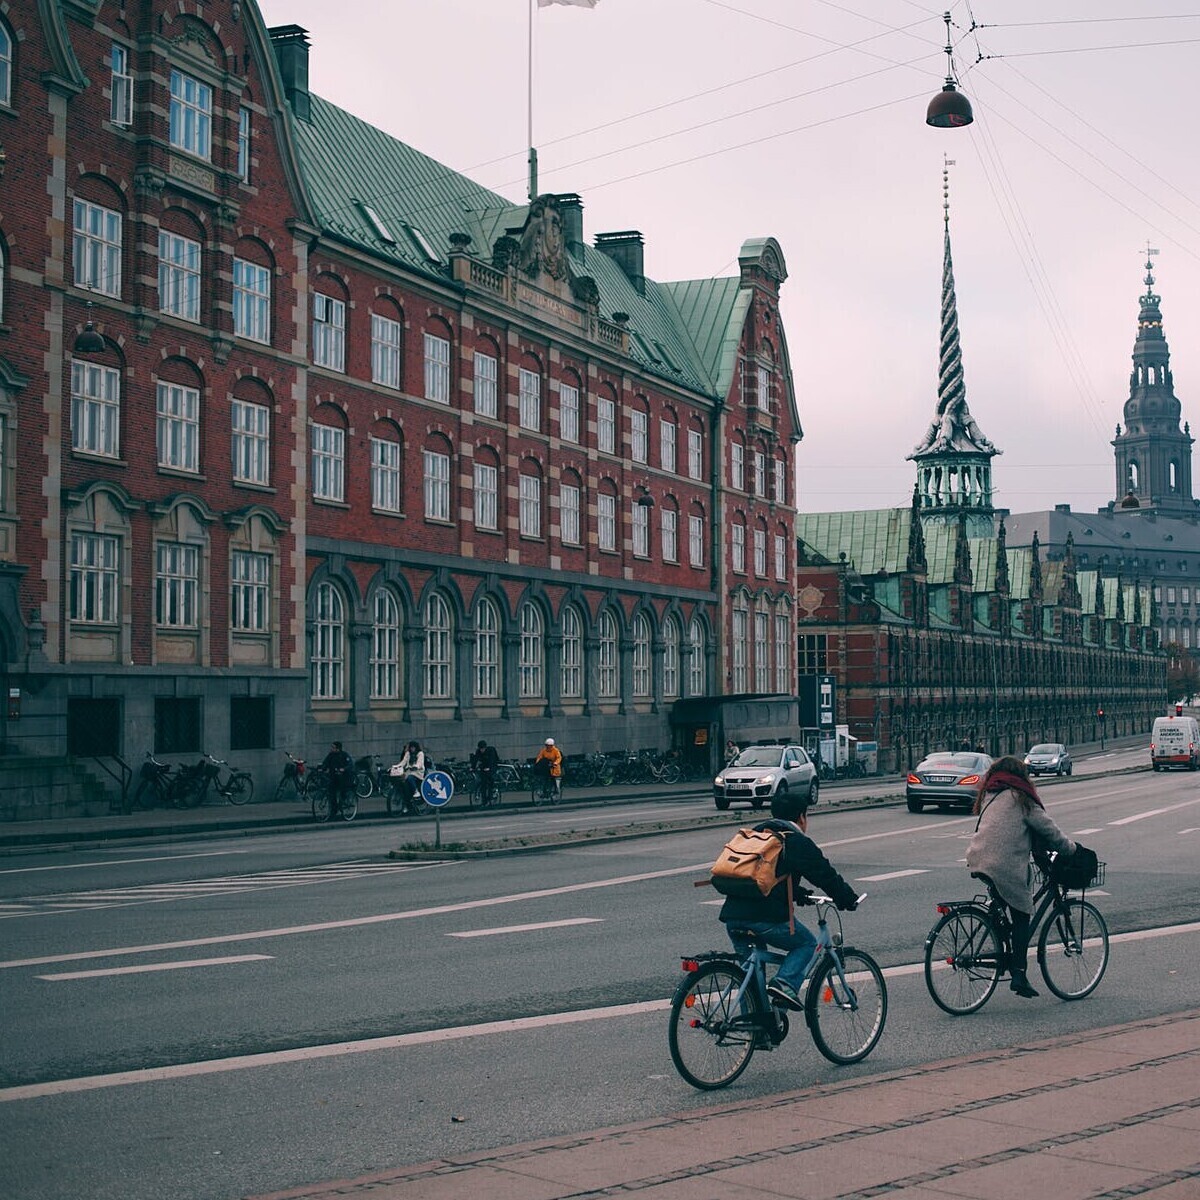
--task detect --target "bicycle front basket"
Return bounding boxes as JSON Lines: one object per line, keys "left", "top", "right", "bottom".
{"left": 1050, "top": 847, "right": 1101, "bottom": 889}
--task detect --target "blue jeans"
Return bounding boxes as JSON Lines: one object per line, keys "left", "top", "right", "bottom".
{"left": 728, "top": 920, "right": 817, "bottom": 992}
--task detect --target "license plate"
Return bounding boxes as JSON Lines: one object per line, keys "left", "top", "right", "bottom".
{"left": 727, "top": 784, "right": 752, "bottom": 792}
{"left": 928, "top": 775, "right": 956, "bottom": 783}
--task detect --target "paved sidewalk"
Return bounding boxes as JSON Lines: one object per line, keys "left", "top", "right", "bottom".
{"left": 249, "top": 1009, "right": 1200, "bottom": 1200}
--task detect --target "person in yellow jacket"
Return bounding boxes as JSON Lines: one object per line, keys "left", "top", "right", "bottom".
{"left": 533, "top": 737, "right": 563, "bottom": 800}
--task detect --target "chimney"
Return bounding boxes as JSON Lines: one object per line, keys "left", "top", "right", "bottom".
{"left": 556, "top": 194, "right": 584, "bottom": 255}
{"left": 269, "top": 25, "right": 311, "bottom": 122}
{"left": 595, "top": 230, "right": 644, "bottom": 295}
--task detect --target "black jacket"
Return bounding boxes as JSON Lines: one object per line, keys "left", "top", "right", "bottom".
{"left": 718, "top": 818, "right": 858, "bottom": 926}
{"left": 471, "top": 745, "right": 500, "bottom": 772}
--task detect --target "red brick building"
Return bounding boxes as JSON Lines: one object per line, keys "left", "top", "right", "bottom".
{"left": 1, "top": 2, "right": 802, "bottom": 802}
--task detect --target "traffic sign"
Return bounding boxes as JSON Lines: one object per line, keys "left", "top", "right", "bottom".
{"left": 421, "top": 770, "right": 454, "bottom": 807}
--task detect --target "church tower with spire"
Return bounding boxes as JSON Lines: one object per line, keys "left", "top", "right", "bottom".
{"left": 908, "top": 158, "right": 1000, "bottom": 537}
{"left": 1112, "top": 249, "right": 1195, "bottom": 514}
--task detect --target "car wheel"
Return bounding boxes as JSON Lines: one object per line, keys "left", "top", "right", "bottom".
{"left": 1067, "top": 764, "right": 1072, "bottom": 775}
{"left": 807, "top": 781, "right": 819, "bottom": 807}
{"left": 907, "top": 796, "right": 924, "bottom": 813}
{"left": 714, "top": 797, "right": 730, "bottom": 811}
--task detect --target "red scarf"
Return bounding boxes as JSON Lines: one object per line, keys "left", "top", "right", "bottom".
{"left": 984, "top": 770, "right": 1044, "bottom": 808}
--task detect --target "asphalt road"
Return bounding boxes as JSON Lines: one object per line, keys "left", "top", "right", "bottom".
{"left": 1, "top": 752, "right": 1196, "bottom": 1200}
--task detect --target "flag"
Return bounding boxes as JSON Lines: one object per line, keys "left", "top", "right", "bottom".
{"left": 538, "top": 0, "right": 598, "bottom": 8}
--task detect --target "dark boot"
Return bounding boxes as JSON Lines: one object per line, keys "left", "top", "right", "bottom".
{"left": 1009, "top": 969, "right": 1039, "bottom": 998}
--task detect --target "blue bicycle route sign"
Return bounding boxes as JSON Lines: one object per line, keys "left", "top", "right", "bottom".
{"left": 421, "top": 770, "right": 454, "bottom": 807}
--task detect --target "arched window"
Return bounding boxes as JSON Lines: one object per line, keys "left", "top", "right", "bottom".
{"left": 519, "top": 602, "right": 544, "bottom": 698}
{"left": 774, "top": 608, "right": 792, "bottom": 693}
{"left": 424, "top": 592, "right": 454, "bottom": 699}
{"left": 754, "top": 607, "right": 770, "bottom": 691}
{"left": 370, "top": 589, "right": 401, "bottom": 699}
{"left": 561, "top": 605, "right": 583, "bottom": 699}
{"left": 598, "top": 610, "right": 619, "bottom": 698}
{"left": 732, "top": 602, "right": 748, "bottom": 691}
{"left": 0, "top": 24, "right": 11, "bottom": 107}
{"left": 311, "top": 582, "right": 345, "bottom": 699}
{"left": 688, "top": 617, "right": 706, "bottom": 696}
{"left": 474, "top": 596, "right": 500, "bottom": 699}
{"left": 1170, "top": 460, "right": 1179, "bottom": 492}
{"left": 632, "top": 613, "right": 651, "bottom": 698}
{"left": 662, "top": 616, "right": 680, "bottom": 699}
{"left": 1128, "top": 461, "right": 1139, "bottom": 490}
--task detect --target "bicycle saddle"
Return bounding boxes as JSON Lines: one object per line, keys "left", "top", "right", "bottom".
{"left": 969, "top": 871, "right": 995, "bottom": 886}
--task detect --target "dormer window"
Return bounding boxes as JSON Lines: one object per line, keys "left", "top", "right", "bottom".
{"left": 169, "top": 70, "right": 212, "bottom": 160}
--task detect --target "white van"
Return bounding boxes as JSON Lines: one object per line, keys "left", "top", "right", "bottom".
{"left": 1150, "top": 714, "right": 1200, "bottom": 771}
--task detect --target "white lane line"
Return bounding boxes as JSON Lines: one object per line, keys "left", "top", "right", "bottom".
{"left": 1109, "top": 797, "right": 1200, "bottom": 826}
{"left": 447, "top": 918, "right": 602, "bottom": 939}
{"left": 0, "top": 850, "right": 246, "bottom": 876}
{"left": 1072, "top": 828, "right": 1104, "bottom": 835}
{"left": 1179, "top": 827, "right": 1200, "bottom": 835}
{"left": 855, "top": 869, "right": 928, "bottom": 882}
{"left": 6, "top": 919, "right": 1199, "bottom": 1104}
{"left": 36, "top": 955, "right": 273, "bottom": 981}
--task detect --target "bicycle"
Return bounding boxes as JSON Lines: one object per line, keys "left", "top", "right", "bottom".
{"left": 638, "top": 748, "right": 682, "bottom": 784}
{"left": 273, "top": 751, "right": 308, "bottom": 802}
{"left": 175, "top": 752, "right": 254, "bottom": 807}
{"left": 384, "top": 763, "right": 431, "bottom": 816}
{"left": 530, "top": 767, "right": 562, "bottom": 805}
{"left": 308, "top": 766, "right": 358, "bottom": 822}
{"left": 668, "top": 894, "right": 886, "bottom": 1089}
{"left": 923, "top": 850, "right": 1108, "bottom": 1014}
{"left": 354, "top": 754, "right": 385, "bottom": 801}
{"left": 468, "top": 770, "right": 503, "bottom": 808}
{"left": 129, "top": 751, "right": 180, "bottom": 811}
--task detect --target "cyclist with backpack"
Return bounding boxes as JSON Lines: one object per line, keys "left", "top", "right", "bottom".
{"left": 470, "top": 739, "right": 500, "bottom": 805}
{"left": 533, "top": 737, "right": 563, "bottom": 801}
{"left": 320, "top": 740, "right": 355, "bottom": 819}
{"left": 717, "top": 788, "right": 859, "bottom": 1010}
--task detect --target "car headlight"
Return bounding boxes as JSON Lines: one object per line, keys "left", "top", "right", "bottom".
{"left": 761, "top": 773, "right": 776, "bottom": 785}
{"left": 714, "top": 775, "right": 725, "bottom": 786}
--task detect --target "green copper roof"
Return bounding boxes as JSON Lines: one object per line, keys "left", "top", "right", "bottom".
{"left": 796, "top": 509, "right": 913, "bottom": 576}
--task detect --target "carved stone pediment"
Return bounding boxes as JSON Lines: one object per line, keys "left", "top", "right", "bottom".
{"left": 517, "top": 195, "right": 568, "bottom": 285}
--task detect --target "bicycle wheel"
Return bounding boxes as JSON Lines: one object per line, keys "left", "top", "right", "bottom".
{"left": 338, "top": 790, "right": 358, "bottom": 822}
{"left": 273, "top": 775, "right": 292, "bottom": 803}
{"left": 924, "top": 907, "right": 1002, "bottom": 1015}
{"left": 668, "top": 962, "right": 760, "bottom": 1090}
{"left": 226, "top": 773, "right": 253, "bottom": 805}
{"left": 1037, "top": 898, "right": 1109, "bottom": 1000}
{"left": 660, "top": 761, "right": 682, "bottom": 784}
{"left": 353, "top": 770, "right": 373, "bottom": 800}
{"left": 805, "top": 948, "right": 887, "bottom": 1065}
{"left": 131, "top": 778, "right": 156, "bottom": 811}
{"left": 311, "top": 784, "right": 331, "bottom": 823}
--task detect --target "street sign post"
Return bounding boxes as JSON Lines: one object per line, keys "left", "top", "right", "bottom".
{"left": 421, "top": 770, "right": 454, "bottom": 848}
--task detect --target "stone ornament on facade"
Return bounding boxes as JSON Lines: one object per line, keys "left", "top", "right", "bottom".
{"left": 519, "top": 194, "right": 567, "bottom": 282}
{"left": 797, "top": 584, "right": 824, "bottom": 618}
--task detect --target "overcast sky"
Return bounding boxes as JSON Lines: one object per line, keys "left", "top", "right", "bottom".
{"left": 256, "top": 0, "right": 1200, "bottom": 518}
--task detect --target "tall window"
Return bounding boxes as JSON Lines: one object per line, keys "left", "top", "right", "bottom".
{"left": 774, "top": 533, "right": 787, "bottom": 580}
{"left": 688, "top": 617, "right": 706, "bottom": 695}
{"left": 519, "top": 367, "right": 540, "bottom": 431}
{"left": 598, "top": 396, "right": 616, "bottom": 454}
{"left": 519, "top": 472, "right": 541, "bottom": 538}
{"left": 312, "top": 293, "right": 346, "bottom": 371}
{"left": 0, "top": 27, "right": 9, "bottom": 107}
{"left": 474, "top": 462, "right": 498, "bottom": 531}
{"left": 753, "top": 527, "right": 767, "bottom": 576}
{"left": 424, "top": 332, "right": 451, "bottom": 403}
{"left": 732, "top": 523, "right": 746, "bottom": 573}
{"left": 598, "top": 492, "right": 617, "bottom": 552}
{"left": 311, "top": 425, "right": 345, "bottom": 502}
{"left": 110, "top": 45, "right": 133, "bottom": 126}
{"left": 774, "top": 457, "right": 787, "bottom": 504}
{"left": 232, "top": 400, "right": 269, "bottom": 486}
{"left": 474, "top": 598, "right": 500, "bottom": 699}
{"left": 754, "top": 610, "right": 770, "bottom": 692}
{"left": 560, "top": 382, "right": 580, "bottom": 443}
{"left": 662, "top": 617, "right": 680, "bottom": 699}
{"left": 662, "top": 507, "right": 678, "bottom": 563}
{"left": 519, "top": 604, "right": 544, "bottom": 699}
{"left": 799, "top": 633, "right": 828, "bottom": 674}
{"left": 71, "top": 361, "right": 120, "bottom": 457}
{"left": 371, "top": 313, "right": 402, "bottom": 388}
{"left": 232, "top": 258, "right": 270, "bottom": 343}
{"left": 689, "top": 514, "right": 705, "bottom": 567}
{"left": 688, "top": 428, "right": 703, "bottom": 479}
{"left": 423, "top": 449, "right": 450, "bottom": 520}
{"left": 473, "top": 351, "right": 497, "bottom": 417}
{"left": 756, "top": 364, "right": 772, "bottom": 413}
{"left": 73, "top": 199, "right": 121, "bottom": 296}
{"left": 731, "top": 442, "right": 744, "bottom": 490}
{"left": 231, "top": 550, "right": 270, "bottom": 632}
{"left": 70, "top": 532, "right": 119, "bottom": 623}
{"left": 156, "top": 382, "right": 199, "bottom": 472}
{"left": 632, "top": 502, "right": 649, "bottom": 557}
{"left": 156, "top": 542, "right": 199, "bottom": 628}
{"left": 159, "top": 231, "right": 201, "bottom": 321}
{"left": 370, "top": 437, "right": 402, "bottom": 512}
{"left": 598, "top": 610, "right": 618, "bottom": 698}
{"left": 732, "top": 607, "right": 748, "bottom": 691}
{"left": 774, "top": 613, "right": 791, "bottom": 693}
{"left": 169, "top": 70, "right": 212, "bottom": 159}
{"left": 632, "top": 613, "right": 651, "bottom": 698}
{"left": 370, "top": 590, "right": 401, "bottom": 699}
{"left": 237, "top": 106, "right": 251, "bottom": 182}
{"left": 661, "top": 420, "right": 677, "bottom": 472}
{"left": 561, "top": 606, "right": 583, "bottom": 699}
{"left": 560, "top": 483, "right": 581, "bottom": 545}
{"left": 754, "top": 451, "right": 766, "bottom": 497}
{"left": 424, "top": 593, "right": 453, "bottom": 699}
{"left": 311, "top": 583, "right": 344, "bottom": 699}
{"left": 631, "top": 409, "right": 648, "bottom": 463}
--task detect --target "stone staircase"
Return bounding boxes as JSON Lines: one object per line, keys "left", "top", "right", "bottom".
{"left": 0, "top": 756, "right": 121, "bottom": 822}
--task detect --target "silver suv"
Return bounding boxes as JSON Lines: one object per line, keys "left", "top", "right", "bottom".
{"left": 713, "top": 744, "right": 819, "bottom": 811}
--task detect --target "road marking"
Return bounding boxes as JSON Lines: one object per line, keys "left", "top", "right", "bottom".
{"left": 1108, "top": 797, "right": 1200, "bottom": 826}
{"left": 855, "top": 869, "right": 928, "bottom": 882}
{"left": 36, "top": 955, "right": 273, "bottom": 981}
{"left": 0, "top": 850, "right": 246, "bottom": 876}
{"left": 447, "top": 918, "right": 602, "bottom": 939}
{"left": 5, "top": 919, "right": 1199, "bottom": 1104}
{"left": 1179, "top": 827, "right": 1200, "bottom": 835}
{"left": 1072, "top": 828, "right": 1104, "bottom": 835}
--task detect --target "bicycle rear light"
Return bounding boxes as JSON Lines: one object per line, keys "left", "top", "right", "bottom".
{"left": 682, "top": 959, "right": 699, "bottom": 972}
{"left": 936, "top": 904, "right": 950, "bottom": 914}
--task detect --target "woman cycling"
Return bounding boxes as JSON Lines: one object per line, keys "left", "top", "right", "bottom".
{"left": 966, "top": 754, "right": 1076, "bottom": 998}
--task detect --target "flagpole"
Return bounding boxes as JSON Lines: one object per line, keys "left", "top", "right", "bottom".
{"left": 527, "top": 0, "right": 538, "bottom": 200}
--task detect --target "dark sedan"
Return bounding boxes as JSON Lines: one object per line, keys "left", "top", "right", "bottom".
{"left": 906, "top": 752, "right": 991, "bottom": 813}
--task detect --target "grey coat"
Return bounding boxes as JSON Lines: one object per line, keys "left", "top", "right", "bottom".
{"left": 965, "top": 788, "right": 1076, "bottom": 912}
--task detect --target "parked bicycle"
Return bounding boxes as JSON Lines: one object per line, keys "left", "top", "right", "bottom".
{"left": 308, "top": 765, "right": 358, "bottom": 822}
{"left": 174, "top": 752, "right": 254, "bottom": 808}
{"left": 923, "top": 850, "right": 1108, "bottom": 1014}
{"left": 639, "top": 748, "right": 683, "bottom": 784}
{"left": 354, "top": 754, "right": 386, "bottom": 801}
{"left": 129, "top": 751, "right": 181, "bottom": 811}
{"left": 273, "top": 751, "right": 308, "bottom": 802}
{"left": 668, "top": 894, "right": 885, "bottom": 1089}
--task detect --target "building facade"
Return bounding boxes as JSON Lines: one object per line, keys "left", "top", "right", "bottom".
{"left": 0, "top": 2, "right": 803, "bottom": 797}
